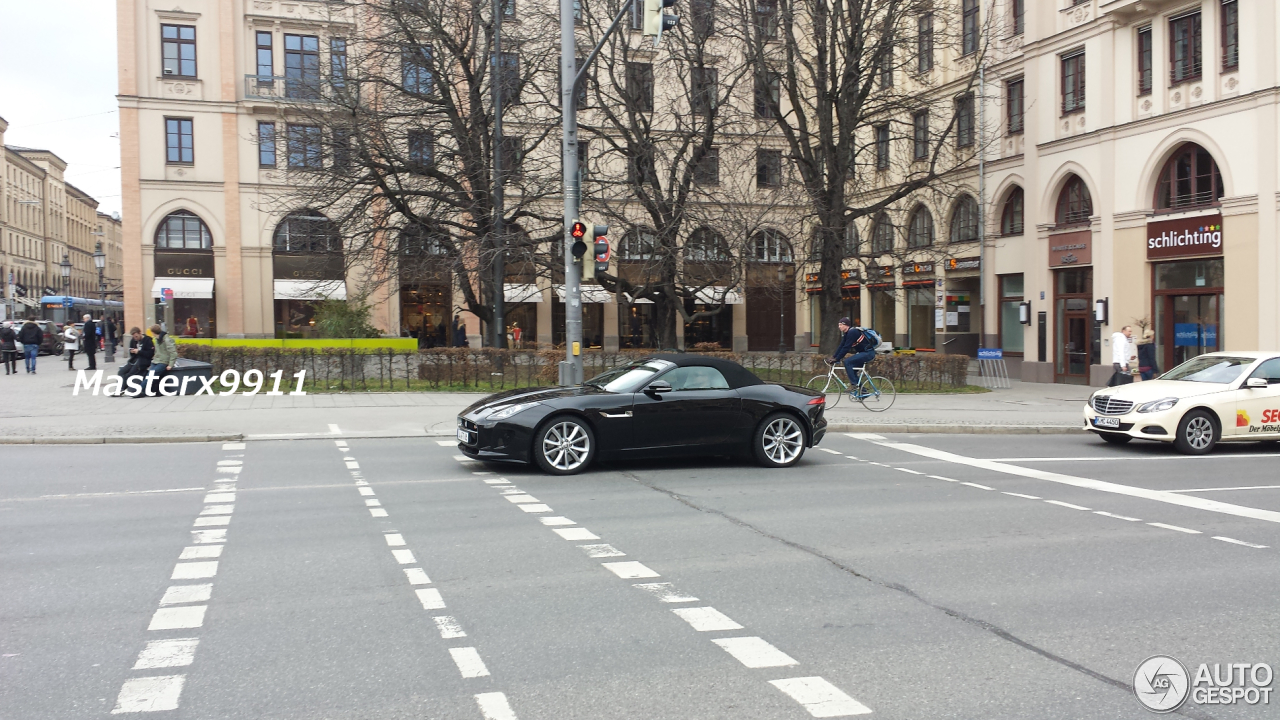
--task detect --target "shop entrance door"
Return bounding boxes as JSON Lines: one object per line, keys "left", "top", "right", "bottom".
{"left": 1054, "top": 268, "right": 1093, "bottom": 384}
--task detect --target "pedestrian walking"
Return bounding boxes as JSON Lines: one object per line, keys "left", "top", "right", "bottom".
{"left": 82, "top": 314, "right": 99, "bottom": 370}
{"left": 17, "top": 318, "right": 41, "bottom": 373}
{"left": 122, "top": 326, "right": 154, "bottom": 397}
{"left": 63, "top": 322, "right": 81, "bottom": 371}
{"left": 1108, "top": 325, "right": 1134, "bottom": 386}
{"left": 452, "top": 316, "right": 469, "bottom": 347}
{"left": 1137, "top": 328, "right": 1161, "bottom": 381}
{"left": 0, "top": 321, "right": 17, "bottom": 375}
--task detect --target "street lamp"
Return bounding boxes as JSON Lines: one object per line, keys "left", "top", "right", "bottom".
{"left": 93, "top": 239, "right": 114, "bottom": 362}
{"left": 777, "top": 264, "right": 786, "bottom": 353}
{"left": 60, "top": 253, "right": 72, "bottom": 327}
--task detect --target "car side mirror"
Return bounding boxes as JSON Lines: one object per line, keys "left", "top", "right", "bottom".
{"left": 1246, "top": 377, "right": 1268, "bottom": 389}
{"left": 645, "top": 380, "right": 673, "bottom": 395}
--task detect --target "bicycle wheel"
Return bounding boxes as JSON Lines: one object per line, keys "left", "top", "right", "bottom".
{"left": 858, "top": 376, "right": 896, "bottom": 412}
{"left": 806, "top": 374, "right": 842, "bottom": 408}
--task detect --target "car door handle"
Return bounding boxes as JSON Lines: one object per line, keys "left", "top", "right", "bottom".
{"left": 599, "top": 411, "right": 632, "bottom": 418}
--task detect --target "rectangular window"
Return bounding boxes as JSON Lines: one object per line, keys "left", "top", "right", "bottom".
{"left": 1222, "top": 0, "right": 1239, "bottom": 70}
{"left": 754, "top": 0, "right": 778, "bottom": 39}
{"left": 627, "top": 62, "right": 654, "bottom": 113}
{"left": 287, "top": 124, "right": 323, "bottom": 169}
{"left": 330, "top": 38, "right": 347, "bottom": 89}
{"left": 754, "top": 72, "right": 779, "bottom": 118}
{"left": 257, "top": 122, "right": 276, "bottom": 167}
{"left": 165, "top": 118, "right": 193, "bottom": 164}
{"left": 878, "top": 49, "right": 893, "bottom": 88}
{"left": 955, "top": 93, "right": 974, "bottom": 147}
{"left": 255, "top": 31, "right": 273, "bottom": 78}
{"left": 1137, "top": 26, "right": 1153, "bottom": 96}
{"left": 1011, "top": 0, "right": 1024, "bottom": 36}
{"left": 694, "top": 147, "right": 720, "bottom": 185}
{"left": 332, "top": 127, "right": 352, "bottom": 170}
{"left": 962, "top": 0, "right": 979, "bottom": 56}
{"left": 494, "top": 51, "right": 520, "bottom": 106}
{"left": 284, "top": 34, "right": 321, "bottom": 100}
{"left": 501, "top": 0, "right": 515, "bottom": 18}
{"left": 161, "top": 24, "right": 197, "bottom": 77}
{"left": 1061, "top": 51, "right": 1085, "bottom": 114}
{"left": 1169, "top": 12, "right": 1202, "bottom": 84}
{"left": 912, "top": 110, "right": 929, "bottom": 160}
{"left": 573, "top": 0, "right": 582, "bottom": 24}
{"left": 408, "top": 130, "right": 434, "bottom": 167}
{"left": 756, "top": 149, "right": 781, "bottom": 188}
{"left": 631, "top": 0, "right": 644, "bottom": 30}
{"left": 917, "top": 14, "right": 933, "bottom": 73}
{"left": 1007, "top": 78, "right": 1024, "bottom": 134}
{"left": 691, "top": 0, "right": 714, "bottom": 39}
{"left": 874, "top": 124, "right": 889, "bottom": 169}
{"left": 498, "top": 136, "right": 524, "bottom": 183}
{"left": 403, "top": 45, "right": 434, "bottom": 95}
{"left": 691, "top": 67, "right": 718, "bottom": 116}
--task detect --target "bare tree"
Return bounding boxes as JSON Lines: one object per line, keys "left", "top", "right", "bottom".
{"left": 737, "top": 0, "right": 994, "bottom": 352}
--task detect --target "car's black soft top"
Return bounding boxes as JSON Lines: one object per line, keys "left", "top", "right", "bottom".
{"left": 647, "top": 354, "right": 765, "bottom": 389}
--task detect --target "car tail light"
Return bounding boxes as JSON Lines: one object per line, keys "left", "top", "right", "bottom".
{"left": 807, "top": 396, "right": 824, "bottom": 405}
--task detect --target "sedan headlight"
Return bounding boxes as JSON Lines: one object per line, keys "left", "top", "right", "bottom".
{"left": 1137, "top": 397, "right": 1179, "bottom": 413}
{"left": 487, "top": 401, "right": 540, "bottom": 421}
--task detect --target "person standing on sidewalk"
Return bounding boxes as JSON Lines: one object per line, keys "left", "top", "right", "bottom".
{"left": 106, "top": 316, "right": 118, "bottom": 357}
{"left": 63, "top": 322, "right": 81, "bottom": 371}
{"left": 1108, "top": 325, "right": 1134, "bottom": 386}
{"left": 0, "top": 322, "right": 17, "bottom": 375}
{"left": 82, "top": 314, "right": 99, "bottom": 371}
{"left": 17, "top": 318, "right": 41, "bottom": 373}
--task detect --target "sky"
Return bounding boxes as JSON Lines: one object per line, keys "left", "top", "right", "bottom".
{"left": 0, "top": 0, "right": 122, "bottom": 216}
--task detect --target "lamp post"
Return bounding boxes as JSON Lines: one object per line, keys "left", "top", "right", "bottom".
{"left": 777, "top": 264, "right": 786, "bottom": 353}
{"left": 59, "top": 252, "right": 72, "bottom": 309}
{"left": 93, "top": 240, "right": 114, "bottom": 362}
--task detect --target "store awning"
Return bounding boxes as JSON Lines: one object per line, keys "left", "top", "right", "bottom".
{"left": 504, "top": 283, "right": 543, "bottom": 303}
{"left": 151, "top": 278, "right": 214, "bottom": 299}
{"left": 273, "top": 279, "right": 347, "bottom": 301}
{"left": 692, "top": 286, "right": 743, "bottom": 305}
{"left": 555, "top": 285, "right": 613, "bottom": 304}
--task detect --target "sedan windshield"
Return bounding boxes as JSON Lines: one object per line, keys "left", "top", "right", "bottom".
{"left": 586, "top": 360, "right": 674, "bottom": 393}
{"left": 1161, "top": 356, "right": 1255, "bottom": 384}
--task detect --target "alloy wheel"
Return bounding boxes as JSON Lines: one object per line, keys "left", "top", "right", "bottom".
{"left": 1184, "top": 415, "right": 1214, "bottom": 451}
{"left": 761, "top": 417, "right": 804, "bottom": 465}
{"left": 542, "top": 421, "right": 590, "bottom": 472}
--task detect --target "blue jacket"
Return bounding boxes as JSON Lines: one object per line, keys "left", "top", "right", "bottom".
{"left": 832, "top": 327, "right": 866, "bottom": 361}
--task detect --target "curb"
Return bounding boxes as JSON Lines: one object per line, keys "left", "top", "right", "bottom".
{"left": 0, "top": 434, "right": 245, "bottom": 446}
{"left": 825, "top": 423, "right": 1083, "bottom": 435}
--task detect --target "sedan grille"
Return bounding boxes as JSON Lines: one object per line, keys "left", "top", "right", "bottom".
{"left": 459, "top": 417, "right": 478, "bottom": 431}
{"left": 1091, "top": 395, "right": 1135, "bottom": 415}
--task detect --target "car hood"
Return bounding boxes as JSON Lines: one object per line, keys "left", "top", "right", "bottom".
{"left": 462, "top": 385, "right": 608, "bottom": 416}
{"left": 1090, "top": 379, "right": 1232, "bottom": 404}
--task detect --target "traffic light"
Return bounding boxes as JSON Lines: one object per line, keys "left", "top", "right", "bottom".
{"left": 593, "top": 225, "right": 610, "bottom": 276}
{"left": 643, "top": 0, "right": 678, "bottom": 42}
{"left": 569, "top": 219, "right": 589, "bottom": 266}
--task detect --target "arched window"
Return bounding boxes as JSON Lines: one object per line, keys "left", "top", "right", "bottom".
{"left": 751, "top": 229, "right": 792, "bottom": 262}
{"left": 949, "top": 195, "right": 979, "bottom": 243}
{"left": 273, "top": 210, "right": 341, "bottom": 253}
{"left": 1055, "top": 176, "right": 1092, "bottom": 226}
{"left": 1001, "top": 187, "right": 1024, "bottom": 236}
{"left": 685, "top": 227, "right": 730, "bottom": 261}
{"left": 871, "top": 212, "right": 894, "bottom": 254}
{"left": 907, "top": 206, "right": 934, "bottom": 248}
{"left": 399, "top": 223, "right": 450, "bottom": 256}
{"left": 619, "top": 228, "right": 657, "bottom": 260}
{"left": 154, "top": 211, "right": 212, "bottom": 249}
{"left": 1156, "top": 143, "right": 1224, "bottom": 210}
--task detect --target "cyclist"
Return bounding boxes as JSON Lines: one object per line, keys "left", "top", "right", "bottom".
{"left": 826, "top": 317, "right": 878, "bottom": 397}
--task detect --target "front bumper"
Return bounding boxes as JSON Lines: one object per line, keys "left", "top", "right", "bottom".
{"left": 456, "top": 414, "right": 538, "bottom": 463}
{"left": 1082, "top": 404, "right": 1176, "bottom": 441}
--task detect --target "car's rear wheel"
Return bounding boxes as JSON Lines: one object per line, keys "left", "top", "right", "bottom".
{"left": 1099, "top": 433, "right": 1132, "bottom": 445}
{"left": 1174, "top": 410, "right": 1218, "bottom": 455}
{"left": 533, "top": 416, "right": 595, "bottom": 475}
{"left": 753, "top": 412, "right": 806, "bottom": 468}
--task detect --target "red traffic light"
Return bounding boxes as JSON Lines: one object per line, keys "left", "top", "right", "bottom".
{"left": 570, "top": 220, "right": 587, "bottom": 238}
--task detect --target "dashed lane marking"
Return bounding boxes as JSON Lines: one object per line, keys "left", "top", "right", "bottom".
{"left": 436, "top": 440, "right": 457, "bottom": 447}
{"left": 179, "top": 546, "right": 223, "bottom": 560}
{"left": 578, "top": 544, "right": 625, "bottom": 558}
{"left": 672, "top": 606, "right": 744, "bottom": 632}
{"left": 712, "top": 637, "right": 798, "bottom": 668}
{"left": 518, "top": 504, "right": 553, "bottom": 513}
{"left": 192, "top": 516, "right": 230, "bottom": 527}
{"left": 449, "top": 647, "right": 491, "bottom": 678}
{"left": 358, "top": 486, "right": 375, "bottom": 496}
{"left": 370, "top": 508, "right": 388, "bottom": 518}
{"left": 366, "top": 499, "right": 382, "bottom": 507}
{"left": 843, "top": 433, "right": 886, "bottom": 441}
{"left": 132, "top": 638, "right": 199, "bottom": 670}
{"left": 1001, "top": 492, "right": 1041, "bottom": 500}
{"left": 1171, "top": 484, "right": 1280, "bottom": 493}
{"left": 202, "top": 493, "right": 235, "bottom": 503}
{"left": 820, "top": 448, "right": 843, "bottom": 455}
{"left": 553, "top": 527, "right": 599, "bottom": 541}
{"left": 960, "top": 482, "right": 993, "bottom": 490}
{"left": 928, "top": 475, "right": 958, "bottom": 482}
{"left": 539, "top": 516, "right": 575, "bottom": 526}
{"left": 392, "top": 549, "right": 417, "bottom": 565}
{"left": 222, "top": 443, "right": 246, "bottom": 450}
{"left": 633, "top": 582, "right": 698, "bottom": 603}
{"left": 171, "top": 561, "right": 218, "bottom": 580}
{"left": 216, "top": 460, "right": 242, "bottom": 466}
{"left": 32, "top": 487, "right": 205, "bottom": 500}
{"left": 475, "top": 692, "right": 518, "bottom": 720}
{"left": 504, "top": 494, "right": 540, "bottom": 504}
{"left": 199, "top": 505, "right": 234, "bottom": 515}
{"left": 1044, "top": 500, "right": 1090, "bottom": 511}
{"left": 416, "top": 588, "right": 446, "bottom": 610}
{"left": 190, "top": 529, "right": 226, "bottom": 544}
{"left": 896, "top": 467, "right": 924, "bottom": 475}
{"left": 433, "top": 616, "right": 467, "bottom": 639}
{"left": 148, "top": 606, "right": 207, "bottom": 631}
{"left": 483, "top": 478, "right": 510, "bottom": 485}
{"left": 1148, "top": 522, "right": 1201, "bottom": 534}
{"left": 770, "top": 676, "right": 873, "bottom": 717}
{"left": 602, "top": 561, "right": 660, "bottom": 579}
{"left": 328, "top": 424, "right": 341, "bottom": 434}
{"left": 1212, "top": 536, "right": 1269, "bottom": 548}
{"left": 160, "top": 584, "right": 211, "bottom": 606}
{"left": 404, "top": 568, "right": 431, "bottom": 585}
{"left": 384, "top": 533, "right": 405, "bottom": 546}
{"left": 111, "top": 675, "right": 185, "bottom": 714}
{"left": 1094, "top": 511, "right": 1141, "bottom": 521}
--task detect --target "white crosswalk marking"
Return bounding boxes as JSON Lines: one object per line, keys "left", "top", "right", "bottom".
{"left": 171, "top": 561, "right": 217, "bottom": 580}
{"left": 633, "top": 582, "right": 698, "bottom": 603}
{"left": 712, "top": 637, "right": 798, "bottom": 668}
{"left": 179, "top": 545, "right": 223, "bottom": 560}
{"left": 392, "top": 549, "right": 416, "bottom": 564}
{"left": 133, "top": 638, "right": 199, "bottom": 670}
{"left": 553, "top": 527, "right": 599, "bottom": 541}
{"left": 148, "top": 606, "right": 207, "bottom": 631}
{"left": 111, "top": 674, "right": 186, "bottom": 713}
{"left": 449, "top": 647, "right": 491, "bottom": 678}
{"left": 602, "top": 561, "right": 659, "bottom": 579}
{"left": 770, "top": 676, "right": 872, "bottom": 717}
{"left": 433, "top": 616, "right": 467, "bottom": 639}
{"left": 159, "top": 584, "right": 212, "bottom": 606}
{"left": 578, "top": 544, "right": 625, "bottom": 558}
{"left": 415, "top": 588, "right": 446, "bottom": 609}
{"left": 404, "top": 568, "right": 431, "bottom": 585}
{"left": 475, "top": 692, "right": 518, "bottom": 720}
{"left": 672, "top": 607, "right": 743, "bottom": 632}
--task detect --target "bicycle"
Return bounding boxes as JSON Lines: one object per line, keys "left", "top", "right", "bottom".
{"left": 805, "top": 361, "right": 896, "bottom": 412}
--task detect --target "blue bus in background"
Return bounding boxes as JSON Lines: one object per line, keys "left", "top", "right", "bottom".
{"left": 40, "top": 295, "right": 124, "bottom": 326}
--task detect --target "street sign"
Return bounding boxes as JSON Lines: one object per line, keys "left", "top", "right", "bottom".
{"left": 163, "top": 288, "right": 174, "bottom": 302}
{"left": 977, "top": 348, "right": 1003, "bottom": 360}
{"left": 62, "top": 297, "right": 74, "bottom": 309}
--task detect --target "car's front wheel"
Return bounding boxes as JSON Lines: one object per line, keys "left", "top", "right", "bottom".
{"left": 753, "top": 412, "right": 806, "bottom": 468}
{"left": 1098, "top": 433, "right": 1132, "bottom": 445}
{"left": 533, "top": 416, "right": 596, "bottom": 475}
{"left": 1174, "top": 410, "right": 1218, "bottom": 455}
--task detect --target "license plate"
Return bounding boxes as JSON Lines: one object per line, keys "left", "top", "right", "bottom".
{"left": 1092, "top": 416, "right": 1121, "bottom": 429}
{"left": 457, "top": 428, "right": 473, "bottom": 443}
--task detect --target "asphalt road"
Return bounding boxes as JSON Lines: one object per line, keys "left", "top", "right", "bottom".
{"left": 2, "top": 431, "right": 1277, "bottom": 719}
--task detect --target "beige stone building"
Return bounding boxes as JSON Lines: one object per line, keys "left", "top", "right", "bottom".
{"left": 1, "top": 115, "right": 118, "bottom": 321}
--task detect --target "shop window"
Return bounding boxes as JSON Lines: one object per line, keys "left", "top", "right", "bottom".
{"left": 1001, "top": 187, "right": 1023, "bottom": 236}
{"left": 1155, "top": 143, "right": 1223, "bottom": 210}
{"left": 1055, "top": 176, "right": 1092, "bottom": 226}
{"left": 999, "top": 274, "right": 1024, "bottom": 354}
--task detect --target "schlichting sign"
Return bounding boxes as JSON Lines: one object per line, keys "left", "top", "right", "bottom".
{"left": 1147, "top": 213, "right": 1224, "bottom": 260}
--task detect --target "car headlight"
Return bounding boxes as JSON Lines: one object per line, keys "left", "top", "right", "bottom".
{"left": 1137, "top": 397, "right": 1179, "bottom": 413}
{"left": 487, "top": 401, "right": 540, "bottom": 421}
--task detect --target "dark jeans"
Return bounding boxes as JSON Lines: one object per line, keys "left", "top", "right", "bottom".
{"left": 842, "top": 350, "right": 877, "bottom": 386}
{"left": 23, "top": 345, "right": 38, "bottom": 372}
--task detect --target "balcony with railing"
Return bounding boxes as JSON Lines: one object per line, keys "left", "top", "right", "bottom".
{"left": 245, "top": 74, "right": 350, "bottom": 102}
{"left": 1169, "top": 59, "right": 1202, "bottom": 86}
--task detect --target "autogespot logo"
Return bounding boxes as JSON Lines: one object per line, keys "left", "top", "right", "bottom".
{"left": 1134, "top": 655, "right": 1191, "bottom": 713}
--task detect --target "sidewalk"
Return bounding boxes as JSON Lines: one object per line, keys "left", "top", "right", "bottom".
{"left": 0, "top": 356, "right": 1089, "bottom": 443}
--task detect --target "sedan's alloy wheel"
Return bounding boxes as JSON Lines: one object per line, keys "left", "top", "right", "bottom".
{"left": 761, "top": 417, "right": 804, "bottom": 465}
{"left": 1184, "top": 415, "right": 1214, "bottom": 451}
{"left": 542, "top": 421, "right": 590, "bottom": 472}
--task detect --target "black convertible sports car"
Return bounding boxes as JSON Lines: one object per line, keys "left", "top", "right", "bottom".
{"left": 456, "top": 355, "right": 827, "bottom": 474}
